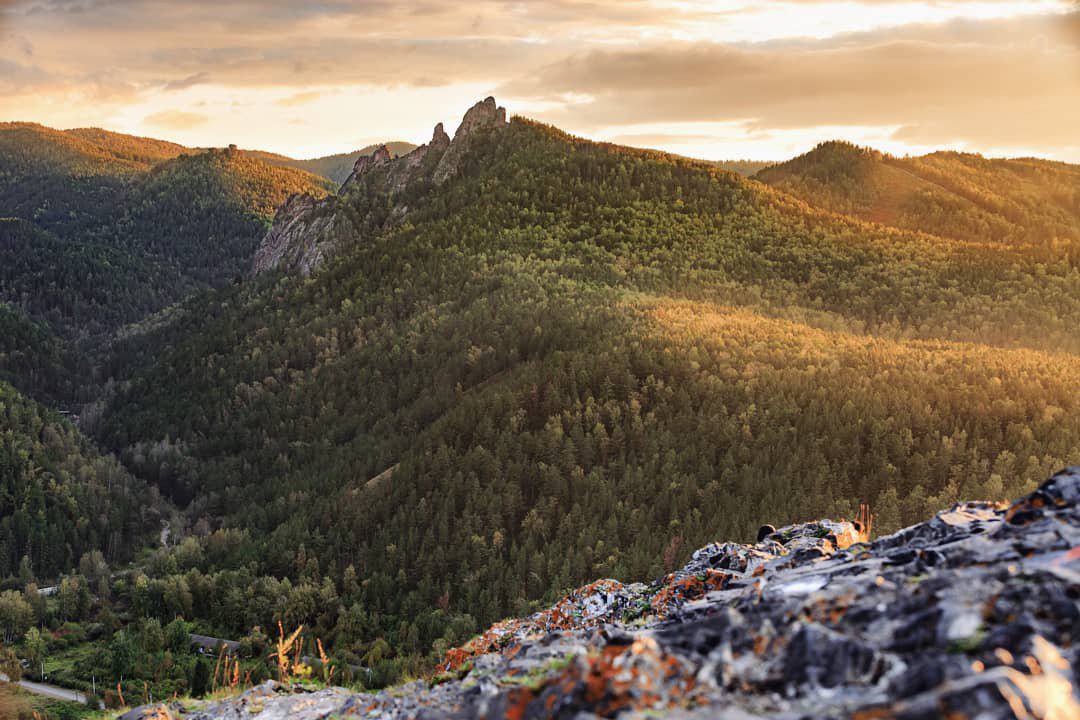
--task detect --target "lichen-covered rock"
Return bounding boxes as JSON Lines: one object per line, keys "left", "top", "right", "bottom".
{"left": 118, "top": 703, "right": 181, "bottom": 720}
{"left": 143, "top": 467, "right": 1080, "bottom": 718}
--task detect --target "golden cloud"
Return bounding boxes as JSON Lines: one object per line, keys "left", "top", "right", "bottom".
{"left": 144, "top": 109, "right": 209, "bottom": 130}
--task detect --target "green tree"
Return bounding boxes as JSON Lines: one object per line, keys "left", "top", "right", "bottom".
{"left": 23, "top": 627, "right": 45, "bottom": 679}
{"left": 0, "top": 591, "right": 33, "bottom": 643}
{"left": 191, "top": 658, "right": 211, "bottom": 697}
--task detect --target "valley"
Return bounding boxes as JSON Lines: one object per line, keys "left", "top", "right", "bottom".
{"left": 0, "top": 98, "right": 1077, "bottom": 714}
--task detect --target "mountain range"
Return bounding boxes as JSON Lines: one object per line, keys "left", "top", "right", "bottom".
{"left": 0, "top": 98, "right": 1077, "bottom": 708}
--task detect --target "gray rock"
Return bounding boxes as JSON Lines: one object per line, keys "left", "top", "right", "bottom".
{"left": 433, "top": 96, "right": 508, "bottom": 184}
{"left": 251, "top": 192, "right": 343, "bottom": 276}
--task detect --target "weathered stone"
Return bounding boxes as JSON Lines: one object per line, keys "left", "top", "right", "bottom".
{"left": 118, "top": 703, "right": 181, "bottom": 720}
{"left": 251, "top": 192, "right": 342, "bottom": 276}
{"left": 339, "top": 143, "right": 392, "bottom": 189}
{"left": 433, "top": 97, "right": 508, "bottom": 185}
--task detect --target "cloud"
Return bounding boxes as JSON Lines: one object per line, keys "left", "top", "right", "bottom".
{"left": 1, "top": 1, "right": 1077, "bottom": 159}
{"left": 0, "top": 57, "right": 51, "bottom": 92}
{"left": 276, "top": 91, "right": 321, "bottom": 106}
{"left": 144, "top": 109, "right": 209, "bottom": 130}
{"left": 500, "top": 12, "right": 1080, "bottom": 152}
{"left": 164, "top": 71, "right": 210, "bottom": 91}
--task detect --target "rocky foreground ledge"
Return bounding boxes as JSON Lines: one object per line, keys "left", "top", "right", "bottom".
{"left": 123, "top": 468, "right": 1080, "bottom": 719}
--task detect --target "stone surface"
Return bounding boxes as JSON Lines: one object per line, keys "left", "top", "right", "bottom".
{"left": 340, "top": 144, "right": 393, "bottom": 189}
{"left": 252, "top": 97, "right": 508, "bottom": 276}
{"left": 132, "top": 467, "right": 1080, "bottom": 718}
{"left": 433, "top": 96, "right": 508, "bottom": 184}
{"left": 251, "top": 192, "right": 342, "bottom": 276}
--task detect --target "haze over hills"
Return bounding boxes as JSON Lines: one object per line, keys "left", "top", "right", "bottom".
{"left": 0, "top": 98, "right": 1078, "bottom": 709}
{"left": 244, "top": 142, "right": 420, "bottom": 185}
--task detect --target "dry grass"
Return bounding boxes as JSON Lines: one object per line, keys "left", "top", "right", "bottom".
{"left": 0, "top": 684, "right": 29, "bottom": 719}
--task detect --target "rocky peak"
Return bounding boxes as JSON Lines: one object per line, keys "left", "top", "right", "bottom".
{"left": 432, "top": 96, "right": 508, "bottom": 184}
{"left": 453, "top": 96, "right": 508, "bottom": 140}
{"left": 431, "top": 121, "right": 450, "bottom": 149}
{"left": 341, "top": 144, "right": 393, "bottom": 189}
{"left": 254, "top": 98, "right": 509, "bottom": 275}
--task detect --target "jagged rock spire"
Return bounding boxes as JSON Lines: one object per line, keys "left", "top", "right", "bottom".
{"left": 452, "top": 96, "right": 508, "bottom": 140}
{"left": 431, "top": 122, "right": 450, "bottom": 148}
{"left": 433, "top": 97, "right": 508, "bottom": 184}
{"left": 256, "top": 97, "right": 510, "bottom": 275}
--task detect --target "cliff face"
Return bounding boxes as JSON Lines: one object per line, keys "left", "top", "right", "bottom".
{"left": 250, "top": 192, "right": 341, "bottom": 276}
{"left": 122, "top": 467, "right": 1080, "bottom": 719}
{"left": 251, "top": 98, "right": 508, "bottom": 276}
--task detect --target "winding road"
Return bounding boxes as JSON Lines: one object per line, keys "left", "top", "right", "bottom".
{"left": 1, "top": 673, "right": 100, "bottom": 707}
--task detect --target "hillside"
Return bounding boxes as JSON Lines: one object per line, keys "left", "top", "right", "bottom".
{"left": 0, "top": 122, "right": 185, "bottom": 177}
{"left": 111, "top": 467, "right": 1080, "bottom": 719}
{"left": 0, "top": 380, "right": 159, "bottom": 581}
{"left": 120, "top": 148, "right": 333, "bottom": 285}
{"left": 0, "top": 303, "right": 77, "bottom": 405}
{"left": 88, "top": 98, "right": 1080, "bottom": 685}
{"left": 0, "top": 132, "right": 335, "bottom": 400}
{"left": 756, "top": 140, "right": 1080, "bottom": 252}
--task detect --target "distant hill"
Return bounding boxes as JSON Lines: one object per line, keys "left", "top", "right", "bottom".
{"left": 244, "top": 142, "right": 419, "bottom": 185}
{"left": 755, "top": 140, "right": 1080, "bottom": 249}
{"left": 708, "top": 159, "right": 773, "bottom": 177}
{"left": 0, "top": 122, "right": 186, "bottom": 176}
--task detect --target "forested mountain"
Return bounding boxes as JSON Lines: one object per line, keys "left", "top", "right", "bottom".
{"left": 0, "top": 126, "right": 336, "bottom": 407}
{"left": 1, "top": 101, "right": 1077, "bottom": 699}
{"left": 0, "top": 381, "right": 159, "bottom": 581}
{"left": 87, "top": 99, "right": 1080, "bottom": 682}
{"left": 756, "top": 141, "right": 1080, "bottom": 250}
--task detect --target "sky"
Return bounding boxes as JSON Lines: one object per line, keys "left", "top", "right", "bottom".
{"left": 1, "top": 0, "right": 1077, "bottom": 161}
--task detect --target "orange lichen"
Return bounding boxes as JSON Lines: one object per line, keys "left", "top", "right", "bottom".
{"left": 650, "top": 570, "right": 730, "bottom": 617}
{"left": 443, "top": 579, "right": 633, "bottom": 670}
{"left": 504, "top": 687, "right": 535, "bottom": 720}
{"left": 802, "top": 591, "right": 855, "bottom": 626}
{"left": 573, "top": 636, "right": 703, "bottom": 715}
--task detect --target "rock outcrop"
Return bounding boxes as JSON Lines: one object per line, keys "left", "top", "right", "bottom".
{"left": 340, "top": 143, "right": 392, "bottom": 188}
{"left": 119, "top": 467, "right": 1080, "bottom": 719}
{"left": 253, "top": 98, "right": 508, "bottom": 276}
{"left": 251, "top": 192, "right": 341, "bottom": 276}
{"left": 433, "top": 97, "right": 508, "bottom": 184}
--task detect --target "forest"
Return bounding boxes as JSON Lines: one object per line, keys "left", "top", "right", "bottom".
{"left": 0, "top": 115, "right": 1078, "bottom": 705}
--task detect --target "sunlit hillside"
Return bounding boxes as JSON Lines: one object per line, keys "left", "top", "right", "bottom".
{"left": 756, "top": 140, "right": 1080, "bottom": 251}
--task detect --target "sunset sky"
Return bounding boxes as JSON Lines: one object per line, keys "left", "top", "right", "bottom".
{"left": 1, "top": 0, "right": 1077, "bottom": 161}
